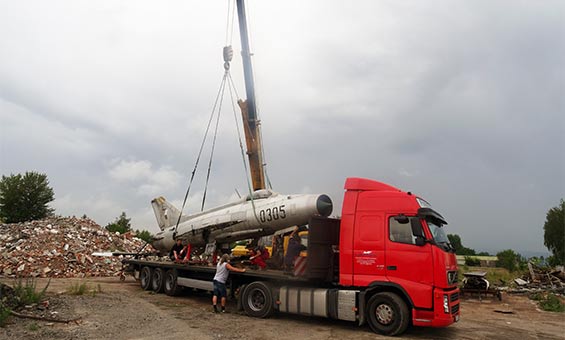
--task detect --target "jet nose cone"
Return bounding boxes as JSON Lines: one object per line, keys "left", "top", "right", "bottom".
{"left": 316, "top": 194, "right": 333, "bottom": 217}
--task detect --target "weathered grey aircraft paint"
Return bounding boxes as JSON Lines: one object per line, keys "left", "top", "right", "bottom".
{"left": 150, "top": 189, "right": 332, "bottom": 254}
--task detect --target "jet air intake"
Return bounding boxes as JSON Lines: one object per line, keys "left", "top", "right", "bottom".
{"left": 316, "top": 194, "right": 333, "bottom": 217}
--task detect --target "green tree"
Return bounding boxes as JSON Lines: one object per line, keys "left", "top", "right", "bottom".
{"left": 135, "top": 229, "right": 153, "bottom": 243}
{"left": 496, "top": 249, "right": 520, "bottom": 272}
{"left": 447, "top": 234, "right": 476, "bottom": 255}
{"left": 0, "top": 172, "right": 54, "bottom": 223}
{"left": 543, "top": 199, "right": 564, "bottom": 266}
{"left": 105, "top": 212, "right": 131, "bottom": 234}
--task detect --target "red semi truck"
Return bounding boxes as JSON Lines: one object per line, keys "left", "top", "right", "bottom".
{"left": 122, "top": 177, "right": 460, "bottom": 336}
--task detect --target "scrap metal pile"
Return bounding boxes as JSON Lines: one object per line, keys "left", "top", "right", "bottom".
{"left": 511, "top": 262, "right": 565, "bottom": 294}
{"left": 0, "top": 217, "right": 153, "bottom": 278}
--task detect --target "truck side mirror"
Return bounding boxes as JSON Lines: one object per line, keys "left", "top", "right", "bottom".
{"left": 411, "top": 218, "right": 425, "bottom": 238}
{"left": 415, "top": 237, "right": 426, "bottom": 246}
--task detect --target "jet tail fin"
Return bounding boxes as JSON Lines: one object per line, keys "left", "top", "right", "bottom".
{"left": 151, "top": 196, "right": 182, "bottom": 231}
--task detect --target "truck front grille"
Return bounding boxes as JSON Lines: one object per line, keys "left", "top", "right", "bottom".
{"left": 451, "top": 304, "right": 460, "bottom": 314}
{"left": 450, "top": 292, "right": 459, "bottom": 302}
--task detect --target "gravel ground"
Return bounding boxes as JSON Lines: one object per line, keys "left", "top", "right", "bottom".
{"left": 1, "top": 277, "right": 564, "bottom": 340}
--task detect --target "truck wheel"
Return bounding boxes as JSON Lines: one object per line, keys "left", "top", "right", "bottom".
{"left": 151, "top": 268, "right": 165, "bottom": 293}
{"left": 140, "top": 266, "right": 153, "bottom": 291}
{"left": 242, "top": 282, "right": 274, "bottom": 318}
{"left": 366, "top": 292, "right": 410, "bottom": 336}
{"left": 164, "top": 269, "right": 181, "bottom": 296}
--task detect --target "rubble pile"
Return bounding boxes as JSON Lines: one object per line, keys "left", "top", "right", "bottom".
{"left": 511, "top": 262, "right": 565, "bottom": 294}
{"left": 0, "top": 217, "right": 153, "bottom": 278}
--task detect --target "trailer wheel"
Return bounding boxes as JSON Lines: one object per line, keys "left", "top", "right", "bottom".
{"left": 140, "top": 266, "right": 153, "bottom": 291}
{"left": 151, "top": 268, "right": 165, "bottom": 293}
{"left": 366, "top": 292, "right": 410, "bottom": 336}
{"left": 164, "top": 269, "right": 181, "bottom": 296}
{"left": 242, "top": 282, "right": 274, "bottom": 318}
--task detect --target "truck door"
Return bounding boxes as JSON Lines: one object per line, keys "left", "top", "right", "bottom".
{"left": 385, "top": 216, "right": 434, "bottom": 309}
{"left": 352, "top": 213, "right": 387, "bottom": 286}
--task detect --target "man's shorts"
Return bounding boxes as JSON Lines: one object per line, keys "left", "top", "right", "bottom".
{"left": 213, "top": 280, "right": 227, "bottom": 298}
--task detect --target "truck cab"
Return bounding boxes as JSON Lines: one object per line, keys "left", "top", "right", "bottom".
{"left": 339, "top": 178, "right": 459, "bottom": 332}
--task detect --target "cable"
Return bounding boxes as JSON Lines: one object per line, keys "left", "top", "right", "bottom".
{"left": 173, "top": 75, "right": 227, "bottom": 237}
{"left": 225, "top": 0, "right": 237, "bottom": 46}
{"left": 225, "top": 0, "right": 232, "bottom": 45}
{"left": 201, "top": 73, "right": 227, "bottom": 211}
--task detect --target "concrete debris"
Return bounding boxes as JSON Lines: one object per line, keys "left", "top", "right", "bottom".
{"left": 0, "top": 217, "right": 154, "bottom": 278}
{"left": 508, "top": 262, "right": 565, "bottom": 295}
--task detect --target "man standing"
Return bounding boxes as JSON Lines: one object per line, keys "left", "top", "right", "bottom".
{"left": 213, "top": 254, "right": 246, "bottom": 313}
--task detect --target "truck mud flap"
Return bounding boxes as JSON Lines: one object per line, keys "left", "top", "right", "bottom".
{"left": 358, "top": 290, "right": 366, "bottom": 325}
{"left": 327, "top": 289, "right": 339, "bottom": 319}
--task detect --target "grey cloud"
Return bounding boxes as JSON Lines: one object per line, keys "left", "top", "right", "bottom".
{"left": 1, "top": 0, "right": 563, "bottom": 253}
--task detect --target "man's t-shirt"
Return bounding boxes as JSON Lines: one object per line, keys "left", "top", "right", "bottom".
{"left": 170, "top": 244, "right": 183, "bottom": 258}
{"left": 213, "top": 262, "right": 229, "bottom": 283}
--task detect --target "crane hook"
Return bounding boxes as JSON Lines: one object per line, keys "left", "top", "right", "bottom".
{"left": 223, "top": 45, "right": 233, "bottom": 71}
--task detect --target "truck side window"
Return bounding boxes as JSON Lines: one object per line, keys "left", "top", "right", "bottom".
{"left": 389, "top": 217, "right": 417, "bottom": 245}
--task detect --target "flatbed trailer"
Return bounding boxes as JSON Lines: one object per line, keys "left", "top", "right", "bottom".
{"left": 123, "top": 259, "right": 310, "bottom": 291}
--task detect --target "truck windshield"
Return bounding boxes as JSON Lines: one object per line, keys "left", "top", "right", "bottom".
{"left": 427, "top": 220, "right": 454, "bottom": 252}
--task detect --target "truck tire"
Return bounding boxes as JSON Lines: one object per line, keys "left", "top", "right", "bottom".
{"left": 151, "top": 267, "right": 165, "bottom": 293}
{"left": 366, "top": 292, "right": 410, "bottom": 336}
{"left": 140, "top": 266, "right": 153, "bottom": 291}
{"left": 164, "top": 269, "right": 181, "bottom": 296}
{"left": 242, "top": 282, "right": 274, "bottom": 318}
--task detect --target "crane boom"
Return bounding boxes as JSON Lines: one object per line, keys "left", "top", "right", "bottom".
{"left": 236, "top": 0, "right": 266, "bottom": 191}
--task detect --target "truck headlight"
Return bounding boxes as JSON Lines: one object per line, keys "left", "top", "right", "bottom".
{"left": 443, "top": 294, "right": 449, "bottom": 313}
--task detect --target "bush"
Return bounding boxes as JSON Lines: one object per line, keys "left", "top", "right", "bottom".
{"left": 464, "top": 256, "right": 481, "bottom": 266}
{"left": 496, "top": 249, "right": 522, "bottom": 272}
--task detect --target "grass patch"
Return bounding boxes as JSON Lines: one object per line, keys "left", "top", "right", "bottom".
{"left": 530, "top": 293, "right": 565, "bottom": 312}
{"left": 0, "top": 304, "right": 11, "bottom": 327}
{"left": 27, "top": 322, "right": 39, "bottom": 331}
{"left": 67, "top": 282, "right": 88, "bottom": 296}
{"left": 67, "top": 282, "right": 100, "bottom": 296}
{"left": 0, "top": 279, "right": 50, "bottom": 327}
{"left": 13, "top": 278, "right": 50, "bottom": 306}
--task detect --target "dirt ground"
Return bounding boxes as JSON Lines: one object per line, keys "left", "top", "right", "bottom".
{"left": 1, "top": 277, "right": 563, "bottom": 340}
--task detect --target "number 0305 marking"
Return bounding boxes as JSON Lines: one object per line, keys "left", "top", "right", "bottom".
{"left": 259, "top": 205, "right": 286, "bottom": 223}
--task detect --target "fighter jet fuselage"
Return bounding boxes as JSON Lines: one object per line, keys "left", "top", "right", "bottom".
{"left": 150, "top": 189, "right": 332, "bottom": 254}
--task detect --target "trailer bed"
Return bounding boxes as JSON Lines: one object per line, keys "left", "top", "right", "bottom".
{"left": 123, "top": 258, "right": 311, "bottom": 283}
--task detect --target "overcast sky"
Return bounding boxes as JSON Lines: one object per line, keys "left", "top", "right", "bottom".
{"left": 1, "top": 0, "right": 563, "bottom": 255}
